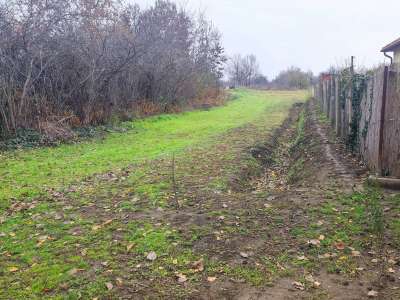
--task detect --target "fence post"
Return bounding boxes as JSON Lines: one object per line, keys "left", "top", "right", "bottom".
{"left": 326, "top": 75, "right": 332, "bottom": 120}
{"left": 330, "top": 77, "right": 336, "bottom": 125}
{"left": 378, "top": 66, "right": 389, "bottom": 175}
{"left": 324, "top": 79, "right": 329, "bottom": 115}
{"left": 320, "top": 80, "right": 323, "bottom": 106}
{"left": 321, "top": 78, "right": 326, "bottom": 112}
{"left": 347, "top": 56, "right": 355, "bottom": 137}
{"left": 335, "top": 76, "right": 340, "bottom": 134}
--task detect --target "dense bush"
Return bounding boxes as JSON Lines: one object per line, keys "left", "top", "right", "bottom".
{"left": 0, "top": 0, "right": 226, "bottom": 139}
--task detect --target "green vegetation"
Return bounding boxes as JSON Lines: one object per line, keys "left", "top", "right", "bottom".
{"left": 287, "top": 108, "right": 306, "bottom": 183}
{"left": 293, "top": 188, "right": 390, "bottom": 276}
{"left": 0, "top": 89, "right": 308, "bottom": 299}
{"left": 0, "top": 89, "right": 307, "bottom": 211}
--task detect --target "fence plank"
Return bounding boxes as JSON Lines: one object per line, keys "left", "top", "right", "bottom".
{"left": 383, "top": 67, "right": 400, "bottom": 177}
{"left": 334, "top": 77, "right": 340, "bottom": 134}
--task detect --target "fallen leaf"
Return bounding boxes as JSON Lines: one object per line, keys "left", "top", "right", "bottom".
{"left": 8, "top": 266, "right": 19, "bottom": 272}
{"left": 307, "top": 239, "right": 321, "bottom": 247}
{"left": 292, "top": 281, "right": 305, "bottom": 290}
{"left": 367, "top": 290, "right": 378, "bottom": 297}
{"left": 36, "top": 235, "right": 49, "bottom": 247}
{"left": 176, "top": 273, "right": 187, "bottom": 283}
{"left": 192, "top": 258, "right": 204, "bottom": 272}
{"left": 240, "top": 252, "right": 249, "bottom": 258}
{"left": 388, "top": 268, "right": 395, "bottom": 273}
{"left": 297, "top": 255, "right": 308, "bottom": 261}
{"left": 116, "top": 277, "right": 123, "bottom": 286}
{"left": 92, "top": 225, "right": 102, "bottom": 231}
{"left": 335, "top": 241, "right": 345, "bottom": 250}
{"left": 126, "top": 243, "right": 135, "bottom": 252}
{"left": 371, "top": 258, "right": 378, "bottom": 263}
{"left": 146, "top": 251, "right": 157, "bottom": 261}
{"left": 105, "top": 282, "right": 113, "bottom": 290}
{"left": 207, "top": 276, "right": 217, "bottom": 282}
{"left": 68, "top": 268, "right": 79, "bottom": 276}
{"left": 102, "top": 219, "right": 113, "bottom": 226}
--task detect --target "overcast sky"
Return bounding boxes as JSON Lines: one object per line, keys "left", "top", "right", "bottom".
{"left": 132, "top": 0, "right": 400, "bottom": 79}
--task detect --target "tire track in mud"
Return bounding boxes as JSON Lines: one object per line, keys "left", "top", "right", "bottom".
{"left": 308, "top": 100, "right": 366, "bottom": 191}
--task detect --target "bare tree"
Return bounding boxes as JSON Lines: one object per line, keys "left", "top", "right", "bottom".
{"left": 227, "top": 54, "right": 262, "bottom": 87}
{"left": 0, "top": 0, "right": 226, "bottom": 139}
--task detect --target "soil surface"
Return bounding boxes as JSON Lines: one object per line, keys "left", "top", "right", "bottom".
{"left": 87, "top": 99, "right": 400, "bottom": 299}
{"left": 6, "top": 98, "right": 399, "bottom": 300}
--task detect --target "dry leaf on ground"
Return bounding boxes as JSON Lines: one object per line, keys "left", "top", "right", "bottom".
{"left": 146, "top": 251, "right": 157, "bottom": 261}
{"left": 240, "top": 252, "right": 249, "bottom": 258}
{"left": 8, "top": 267, "right": 19, "bottom": 272}
{"left": 307, "top": 239, "right": 321, "bottom": 247}
{"left": 126, "top": 243, "right": 135, "bottom": 252}
{"left": 335, "top": 241, "right": 345, "bottom": 250}
{"left": 292, "top": 281, "right": 305, "bottom": 290}
{"left": 192, "top": 259, "right": 204, "bottom": 272}
{"left": 367, "top": 290, "right": 378, "bottom": 297}
{"left": 176, "top": 273, "right": 187, "bottom": 283}
{"left": 105, "top": 282, "right": 113, "bottom": 290}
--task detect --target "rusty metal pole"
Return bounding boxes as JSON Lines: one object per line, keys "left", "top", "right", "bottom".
{"left": 378, "top": 66, "right": 389, "bottom": 176}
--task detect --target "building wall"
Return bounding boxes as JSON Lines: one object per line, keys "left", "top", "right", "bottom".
{"left": 394, "top": 49, "right": 400, "bottom": 64}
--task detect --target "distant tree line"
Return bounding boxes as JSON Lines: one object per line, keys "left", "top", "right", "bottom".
{"left": 0, "top": 0, "right": 226, "bottom": 138}
{"left": 227, "top": 54, "right": 268, "bottom": 87}
{"left": 226, "top": 56, "right": 313, "bottom": 90}
{"left": 270, "top": 67, "right": 314, "bottom": 89}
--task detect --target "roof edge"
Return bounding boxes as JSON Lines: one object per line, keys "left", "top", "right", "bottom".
{"left": 381, "top": 37, "right": 400, "bottom": 52}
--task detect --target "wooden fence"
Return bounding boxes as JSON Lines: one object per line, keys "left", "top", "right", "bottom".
{"left": 314, "top": 65, "right": 400, "bottom": 177}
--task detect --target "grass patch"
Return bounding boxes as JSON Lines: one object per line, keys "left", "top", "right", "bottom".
{"left": 0, "top": 90, "right": 308, "bottom": 211}
{"left": 223, "top": 265, "right": 267, "bottom": 286}
{"left": 0, "top": 89, "right": 310, "bottom": 299}
{"left": 296, "top": 187, "right": 396, "bottom": 277}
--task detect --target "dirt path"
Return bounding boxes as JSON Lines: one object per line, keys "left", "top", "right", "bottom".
{"left": 67, "top": 100, "right": 400, "bottom": 299}
{"left": 105, "top": 99, "right": 398, "bottom": 299}
{"left": 3, "top": 97, "right": 399, "bottom": 299}
{"left": 186, "top": 99, "right": 399, "bottom": 300}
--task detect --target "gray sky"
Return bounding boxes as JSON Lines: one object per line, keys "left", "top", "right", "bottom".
{"left": 132, "top": 0, "right": 400, "bottom": 78}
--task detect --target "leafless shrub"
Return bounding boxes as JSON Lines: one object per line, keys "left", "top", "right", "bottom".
{"left": 0, "top": 0, "right": 226, "bottom": 138}
{"left": 227, "top": 54, "right": 265, "bottom": 87}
